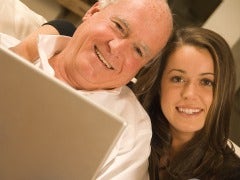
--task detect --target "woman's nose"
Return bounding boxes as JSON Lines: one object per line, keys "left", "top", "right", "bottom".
{"left": 181, "top": 82, "right": 198, "bottom": 100}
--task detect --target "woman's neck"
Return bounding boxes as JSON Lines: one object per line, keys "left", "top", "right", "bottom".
{"left": 171, "top": 128, "right": 194, "bottom": 153}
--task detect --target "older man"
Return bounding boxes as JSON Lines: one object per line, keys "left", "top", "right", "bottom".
{"left": 1, "top": 0, "right": 172, "bottom": 179}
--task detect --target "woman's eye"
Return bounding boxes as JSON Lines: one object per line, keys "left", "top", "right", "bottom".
{"left": 200, "top": 78, "right": 214, "bottom": 87}
{"left": 170, "top": 76, "right": 184, "bottom": 83}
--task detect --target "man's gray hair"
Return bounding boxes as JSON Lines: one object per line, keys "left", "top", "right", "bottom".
{"left": 98, "top": 0, "right": 116, "bottom": 8}
{"left": 99, "top": 0, "right": 168, "bottom": 9}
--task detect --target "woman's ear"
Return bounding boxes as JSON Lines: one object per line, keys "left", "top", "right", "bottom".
{"left": 82, "top": 2, "right": 101, "bottom": 21}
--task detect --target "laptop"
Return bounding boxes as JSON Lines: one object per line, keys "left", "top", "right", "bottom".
{"left": 0, "top": 46, "right": 127, "bottom": 180}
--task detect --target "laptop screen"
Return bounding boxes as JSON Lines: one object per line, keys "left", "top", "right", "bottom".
{"left": 0, "top": 47, "right": 126, "bottom": 179}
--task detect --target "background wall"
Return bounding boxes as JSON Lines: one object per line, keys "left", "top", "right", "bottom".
{"left": 203, "top": 0, "right": 240, "bottom": 146}
{"left": 20, "top": 0, "right": 63, "bottom": 20}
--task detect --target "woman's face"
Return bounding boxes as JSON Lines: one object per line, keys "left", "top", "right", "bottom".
{"left": 160, "top": 45, "right": 214, "bottom": 141}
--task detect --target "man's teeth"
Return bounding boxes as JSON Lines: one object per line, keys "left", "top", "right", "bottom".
{"left": 178, "top": 107, "right": 201, "bottom": 115}
{"left": 95, "top": 48, "right": 113, "bottom": 69}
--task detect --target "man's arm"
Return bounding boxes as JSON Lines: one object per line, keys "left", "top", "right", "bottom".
{"left": 10, "top": 20, "right": 76, "bottom": 62}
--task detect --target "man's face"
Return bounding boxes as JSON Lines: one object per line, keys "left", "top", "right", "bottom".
{"left": 55, "top": 0, "right": 172, "bottom": 90}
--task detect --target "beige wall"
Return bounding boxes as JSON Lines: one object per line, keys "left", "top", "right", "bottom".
{"left": 203, "top": 0, "right": 240, "bottom": 146}
{"left": 20, "top": 0, "right": 62, "bottom": 20}
{"left": 203, "top": 0, "right": 240, "bottom": 88}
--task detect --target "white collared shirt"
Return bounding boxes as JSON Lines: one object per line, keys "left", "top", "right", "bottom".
{"left": 0, "top": 33, "right": 152, "bottom": 180}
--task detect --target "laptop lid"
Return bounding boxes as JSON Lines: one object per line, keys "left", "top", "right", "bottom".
{"left": 0, "top": 47, "right": 126, "bottom": 180}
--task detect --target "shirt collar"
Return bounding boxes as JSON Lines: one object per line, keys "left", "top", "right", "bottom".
{"left": 37, "top": 34, "right": 71, "bottom": 77}
{"left": 37, "top": 35, "right": 122, "bottom": 95}
{"left": 78, "top": 87, "right": 122, "bottom": 95}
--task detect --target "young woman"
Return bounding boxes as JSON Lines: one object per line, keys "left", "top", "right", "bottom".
{"left": 136, "top": 27, "right": 240, "bottom": 179}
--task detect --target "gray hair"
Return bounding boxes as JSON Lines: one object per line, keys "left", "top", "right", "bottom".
{"left": 99, "top": 0, "right": 168, "bottom": 9}
{"left": 98, "top": 0, "right": 116, "bottom": 8}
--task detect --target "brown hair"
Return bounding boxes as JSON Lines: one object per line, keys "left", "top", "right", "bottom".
{"left": 136, "top": 27, "right": 238, "bottom": 179}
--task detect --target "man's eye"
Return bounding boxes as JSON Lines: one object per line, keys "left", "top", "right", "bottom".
{"left": 134, "top": 47, "right": 143, "bottom": 57}
{"left": 200, "top": 78, "right": 214, "bottom": 87}
{"left": 170, "top": 76, "right": 184, "bottom": 83}
{"left": 114, "top": 21, "right": 125, "bottom": 34}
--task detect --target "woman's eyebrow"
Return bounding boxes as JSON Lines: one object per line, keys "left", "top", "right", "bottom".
{"left": 200, "top": 72, "right": 215, "bottom": 76}
{"left": 167, "top": 69, "right": 185, "bottom": 74}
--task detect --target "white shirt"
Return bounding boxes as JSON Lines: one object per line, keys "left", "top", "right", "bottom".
{"left": 0, "top": 0, "right": 46, "bottom": 40}
{"left": 0, "top": 33, "right": 152, "bottom": 180}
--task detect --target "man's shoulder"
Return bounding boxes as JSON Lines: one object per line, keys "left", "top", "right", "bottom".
{"left": 79, "top": 86, "right": 150, "bottom": 122}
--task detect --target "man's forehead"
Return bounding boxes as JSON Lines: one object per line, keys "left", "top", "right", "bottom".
{"left": 108, "top": 0, "right": 163, "bottom": 9}
{"left": 107, "top": 0, "right": 167, "bottom": 25}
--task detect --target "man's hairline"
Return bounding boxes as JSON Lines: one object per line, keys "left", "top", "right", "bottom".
{"left": 98, "top": 0, "right": 116, "bottom": 9}
{"left": 98, "top": 0, "right": 168, "bottom": 9}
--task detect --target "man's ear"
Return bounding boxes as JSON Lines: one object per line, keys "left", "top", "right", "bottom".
{"left": 82, "top": 2, "right": 101, "bottom": 21}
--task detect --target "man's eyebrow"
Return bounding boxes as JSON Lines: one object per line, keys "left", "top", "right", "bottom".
{"left": 115, "top": 16, "right": 130, "bottom": 36}
{"left": 116, "top": 17, "right": 151, "bottom": 58}
{"left": 142, "top": 44, "right": 151, "bottom": 58}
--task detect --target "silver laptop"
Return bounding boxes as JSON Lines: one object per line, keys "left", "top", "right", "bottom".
{"left": 0, "top": 47, "right": 126, "bottom": 180}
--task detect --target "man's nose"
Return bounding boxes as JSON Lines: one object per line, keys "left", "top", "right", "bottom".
{"left": 181, "top": 82, "right": 198, "bottom": 100}
{"left": 108, "top": 38, "right": 128, "bottom": 55}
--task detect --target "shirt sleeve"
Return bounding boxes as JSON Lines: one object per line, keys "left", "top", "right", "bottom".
{"left": 79, "top": 87, "right": 152, "bottom": 180}
{"left": 96, "top": 126, "right": 151, "bottom": 180}
{"left": 42, "top": 19, "right": 76, "bottom": 37}
{"left": 0, "top": 0, "right": 47, "bottom": 40}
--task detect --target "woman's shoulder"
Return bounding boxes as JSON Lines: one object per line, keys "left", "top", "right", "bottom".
{"left": 217, "top": 147, "right": 240, "bottom": 179}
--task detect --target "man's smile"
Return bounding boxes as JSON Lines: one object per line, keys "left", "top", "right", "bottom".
{"left": 94, "top": 45, "right": 114, "bottom": 70}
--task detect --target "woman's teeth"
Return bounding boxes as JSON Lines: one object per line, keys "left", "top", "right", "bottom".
{"left": 177, "top": 107, "right": 201, "bottom": 115}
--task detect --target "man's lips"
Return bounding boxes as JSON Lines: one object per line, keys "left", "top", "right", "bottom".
{"left": 94, "top": 45, "right": 114, "bottom": 70}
